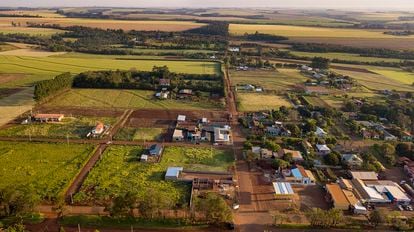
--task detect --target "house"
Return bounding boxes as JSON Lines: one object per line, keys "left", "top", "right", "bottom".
{"left": 325, "top": 183, "right": 351, "bottom": 210}
{"left": 349, "top": 171, "right": 378, "bottom": 181}
{"left": 316, "top": 144, "right": 331, "bottom": 155}
{"left": 92, "top": 122, "right": 105, "bottom": 135}
{"left": 32, "top": 113, "right": 64, "bottom": 122}
{"left": 273, "top": 182, "right": 294, "bottom": 200}
{"left": 214, "top": 126, "right": 231, "bottom": 144}
{"left": 236, "top": 84, "right": 255, "bottom": 91}
{"left": 383, "top": 130, "right": 398, "bottom": 141}
{"left": 155, "top": 91, "right": 169, "bottom": 99}
{"left": 341, "top": 154, "right": 363, "bottom": 168}
{"left": 401, "top": 131, "right": 413, "bottom": 142}
{"left": 361, "top": 128, "right": 380, "bottom": 140}
{"left": 172, "top": 129, "right": 184, "bottom": 141}
{"left": 289, "top": 165, "right": 316, "bottom": 185}
{"left": 165, "top": 167, "right": 183, "bottom": 180}
{"left": 315, "top": 127, "right": 328, "bottom": 137}
{"left": 278, "top": 149, "right": 304, "bottom": 162}
{"left": 159, "top": 78, "right": 171, "bottom": 87}
{"left": 149, "top": 144, "right": 163, "bottom": 156}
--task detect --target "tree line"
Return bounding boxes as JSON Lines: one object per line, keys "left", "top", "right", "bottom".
{"left": 34, "top": 73, "right": 73, "bottom": 101}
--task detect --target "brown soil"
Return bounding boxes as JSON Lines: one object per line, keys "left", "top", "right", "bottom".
{"left": 0, "top": 73, "right": 25, "bottom": 84}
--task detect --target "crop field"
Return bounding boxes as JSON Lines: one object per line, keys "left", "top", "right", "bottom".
{"left": 0, "top": 10, "right": 66, "bottom": 18}
{"left": 0, "top": 116, "right": 117, "bottom": 139}
{"left": 0, "top": 55, "right": 220, "bottom": 87}
{"left": 369, "top": 68, "right": 414, "bottom": 85}
{"left": 0, "top": 48, "right": 67, "bottom": 57}
{"left": 0, "top": 17, "right": 204, "bottom": 32}
{"left": 0, "top": 26, "right": 64, "bottom": 36}
{"left": 114, "top": 127, "right": 165, "bottom": 141}
{"left": 237, "top": 93, "right": 291, "bottom": 112}
{"left": 289, "top": 51, "right": 407, "bottom": 63}
{"left": 45, "top": 89, "right": 223, "bottom": 110}
{"left": 0, "top": 141, "right": 95, "bottom": 201}
{"left": 230, "top": 68, "right": 306, "bottom": 92}
{"left": 0, "top": 87, "right": 35, "bottom": 126}
{"left": 0, "top": 43, "right": 19, "bottom": 52}
{"left": 74, "top": 146, "right": 234, "bottom": 205}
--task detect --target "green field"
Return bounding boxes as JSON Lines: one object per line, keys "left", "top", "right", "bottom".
{"left": 0, "top": 27, "right": 64, "bottom": 36}
{"left": 289, "top": 50, "right": 406, "bottom": 63}
{"left": 45, "top": 89, "right": 223, "bottom": 110}
{"left": 237, "top": 93, "right": 291, "bottom": 112}
{"left": 0, "top": 141, "right": 95, "bottom": 201}
{"left": 370, "top": 68, "right": 414, "bottom": 85}
{"left": 230, "top": 68, "right": 306, "bottom": 92}
{"left": 0, "top": 87, "right": 35, "bottom": 126}
{"left": 0, "top": 116, "right": 117, "bottom": 139}
{"left": 0, "top": 55, "right": 221, "bottom": 87}
{"left": 115, "top": 127, "right": 165, "bottom": 141}
{"left": 74, "top": 146, "right": 234, "bottom": 205}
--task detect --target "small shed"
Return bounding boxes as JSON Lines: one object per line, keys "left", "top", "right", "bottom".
{"left": 177, "top": 115, "right": 186, "bottom": 122}
{"left": 165, "top": 167, "right": 183, "bottom": 180}
{"left": 140, "top": 154, "right": 148, "bottom": 162}
{"left": 149, "top": 144, "right": 163, "bottom": 156}
{"left": 273, "top": 182, "right": 294, "bottom": 200}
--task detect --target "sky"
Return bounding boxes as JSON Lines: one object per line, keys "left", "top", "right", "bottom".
{"left": 2, "top": 0, "right": 414, "bottom": 10}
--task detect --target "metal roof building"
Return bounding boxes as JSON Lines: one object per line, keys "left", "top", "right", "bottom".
{"left": 273, "top": 182, "right": 294, "bottom": 200}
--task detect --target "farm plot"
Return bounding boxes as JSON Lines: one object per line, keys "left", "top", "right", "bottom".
{"left": 237, "top": 93, "right": 291, "bottom": 112}
{"left": 0, "top": 17, "right": 204, "bottom": 32}
{"left": 0, "top": 141, "right": 95, "bottom": 201}
{"left": 74, "top": 146, "right": 234, "bottom": 205}
{"left": 230, "top": 68, "right": 306, "bottom": 92}
{"left": 114, "top": 127, "right": 165, "bottom": 141}
{"left": 289, "top": 51, "right": 407, "bottom": 63}
{"left": 369, "top": 68, "right": 414, "bottom": 85}
{"left": 0, "top": 87, "right": 34, "bottom": 126}
{"left": 0, "top": 116, "right": 117, "bottom": 139}
{"left": 45, "top": 89, "right": 223, "bottom": 110}
{"left": 334, "top": 68, "right": 414, "bottom": 92}
{"left": 0, "top": 26, "right": 64, "bottom": 36}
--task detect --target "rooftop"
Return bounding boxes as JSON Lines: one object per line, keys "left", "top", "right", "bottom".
{"left": 273, "top": 182, "right": 294, "bottom": 195}
{"left": 326, "top": 183, "right": 349, "bottom": 206}
{"left": 349, "top": 171, "right": 378, "bottom": 180}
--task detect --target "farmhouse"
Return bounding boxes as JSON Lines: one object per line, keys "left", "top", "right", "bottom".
{"left": 273, "top": 182, "right": 294, "bottom": 200}
{"left": 278, "top": 149, "right": 303, "bottom": 162}
{"left": 32, "top": 113, "right": 64, "bottom": 122}
{"left": 165, "top": 167, "right": 183, "bottom": 180}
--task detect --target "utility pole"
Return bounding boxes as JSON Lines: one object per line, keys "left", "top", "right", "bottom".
{"left": 77, "top": 223, "right": 81, "bottom": 232}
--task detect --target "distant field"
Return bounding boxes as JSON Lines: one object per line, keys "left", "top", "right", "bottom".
{"left": 0, "top": 55, "right": 220, "bottom": 87}
{"left": 45, "top": 89, "right": 223, "bottom": 110}
{"left": 230, "top": 68, "right": 306, "bottom": 92}
{"left": 0, "top": 116, "right": 117, "bottom": 139}
{"left": 237, "top": 93, "right": 291, "bottom": 112}
{"left": 0, "top": 17, "right": 205, "bottom": 32}
{"left": 0, "top": 48, "right": 67, "bottom": 57}
{"left": 0, "top": 26, "right": 64, "bottom": 36}
{"left": 0, "top": 141, "right": 95, "bottom": 200}
{"left": 0, "top": 87, "right": 34, "bottom": 126}
{"left": 0, "top": 10, "right": 65, "bottom": 18}
{"left": 370, "top": 69, "right": 414, "bottom": 85}
{"left": 74, "top": 146, "right": 233, "bottom": 205}
{"left": 289, "top": 51, "right": 406, "bottom": 63}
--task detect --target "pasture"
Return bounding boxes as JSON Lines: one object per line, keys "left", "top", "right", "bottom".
{"left": 289, "top": 51, "right": 407, "bottom": 63}
{"left": 74, "top": 146, "right": 234, "bottom": 205}
{"left": 0, "top": 141, "right": 95, "bottom": 201}
{"left": 369, "top": 68, "right": 414, "bottom": 85}
{"left": 45, "top": 89, "right": 223, "bottom": 110}
{"left": 114, "top": 127, "right": 165, "bottom": 141}
{"left": 0, "top": 26, "right": 64, "bottom": 36}
{"left": 0, "top": 55, "right": 220, "bottom": 87}
{"left": 0, "top": 87, "right": 34, "bottom": 126}
{"left": 0, "top": 17, "right": 204, "bottom": 32}
{"left": 0, "top": 116, "right": 117, "bottom": 139}
{"left": 230, "top": 68, "right": 306, "bottom": 92}
{"left": 237, "top": 93, "right": 291, "bottom": 112}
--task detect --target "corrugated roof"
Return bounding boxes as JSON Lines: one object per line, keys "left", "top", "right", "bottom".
{"left": 291, "top": 168, "right": 303, "bottom": 179}
{"left": 273, "top": 182, "right": 294, "bottom": 195}
{"left": 165, "top": 167, "right": 183, "bottom": 178}
{"left": 326, "top": 183, "right": 349, "bottom": 206}
{"left": 350, "top": 171, "right": 378, "bottom": 180}
{"left": 386, "top": 186, "right": 410, "bottom": 201}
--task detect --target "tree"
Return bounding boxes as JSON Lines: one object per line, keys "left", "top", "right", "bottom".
{"left": 246, "top": 151, "right": 259, "bottom": 163}
{"left": 326, "top": 209, "right": 343, "bottom": 227}
{"left": 283, "top": 153, "right": 294, "bottom": 163}
{"left": 324, "top": 152, "right": 340, "bottom": 166}
{"left": 107, "top": 191, "right": 138, "bottom": 218}
{"left": 368, "top": 209, "right": 384, "bottom": 228}
{"left": 264, "top": 140, "right": 280, "bottom": 152}
{"left": 272, "top": 159, "right": 290, "bottom": 170}
{"left": 311, "top": 57, "right": 330, "bottom": 70}
{"left": 195, "top": 193, "right": 232, "bottom": 224}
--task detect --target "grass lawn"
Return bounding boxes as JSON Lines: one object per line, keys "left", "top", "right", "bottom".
{"left": 0, "top": 116, "right": 117, "bottom": 139}
{"left": 237, "top": 93, "right": 291, "bottom": 112}
{"left": 0, "top": 55, "right": 220, "bottom": 87}
{"left": 230, "top": 68, "right": 306, "bottom": 92}
{"left": 114, "top": 127, "right": 165, "bottom": 141}
{"left": 45, "top": 89, "right": 223, "bottom": 110}
{"left": 74, "top": 146, "right": 234, "bottom": 205}
{"left": 0, "top": 141, "right": 95, "bottom": 201}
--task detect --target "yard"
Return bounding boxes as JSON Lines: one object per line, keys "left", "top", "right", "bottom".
{"left": 74, "top": 146, "right": 234, "bottom": 205}
{"left": 114, "top": 127, "right": 165, "bottom": 141}
{"left": 230, "top": 68, "right": 306, "bottom": 92}
{"left": 0, "top": 141, "right": 95, "bottom": 201}
{"left": 237, "top": 93, "right": 291, "bottom": 112}
{"left": 0, "top": 116, "right": 118, "bottom": 139}
{"left": 44, "top": 89, "right": 223, "bottom": 110}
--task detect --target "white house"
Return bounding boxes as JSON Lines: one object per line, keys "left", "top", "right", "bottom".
{"left": 316, "top": 144, "right": 331, "bottom": 155}
{"left": 342, "top": 154, "right": 363, "bottom": 168}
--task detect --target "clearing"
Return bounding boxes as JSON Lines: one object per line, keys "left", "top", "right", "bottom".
{"left": 237, "top": 93, "right": 291, "bottom": 112}
{"left": 74, "top": 145, "right": 234, "bottom": 205}
{"left": 45, "top": 89, "right": 223, "bottom": 110}
{"left": 0, "top": 141, "right": 95, "bottom": 201}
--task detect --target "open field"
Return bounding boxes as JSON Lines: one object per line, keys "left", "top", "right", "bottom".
{"left": 230, "top": 68, "right": 306, "bottom": 92}
{"left": 114, "top": 127, "right": 165, "bottom": 141}
{"left": 288, "top": 50, "right": 407, "bottom": 63}
{"left": 0, "top": 48, "right": 67, "bottom": 57}
{"left": 74, "top": 146, "right": 234, "bottom": 205}
{"left": 0, "top": 26, "right": 64, "bottom": 36}
{"left": 0, "top": 10, "right": 66, "bottom": 18}
{"left": 0, "top": 141, "right": 95, "bottom": 200}
{"left": 0, "top": 87, "right": 34, "bottom": 126}
{"left": 45, "top": 89, "right": 223, "bottom": 110}
{"left": 370, "top": 68, "right": 414, "bottom": 85}
{"left": 0, "top": 17, "right": 205, "bottom": 32}
{"left": 0, "top": 55, "right": 220, "bottom": 87}
{"left": 0, "top": 43, "right": 19, "bottom": 52}
{"left": 237, "top": 93, "right": 291, "bottom": 112}
{"left": 0, "top": 116, "right": 117, "bottom": 139}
